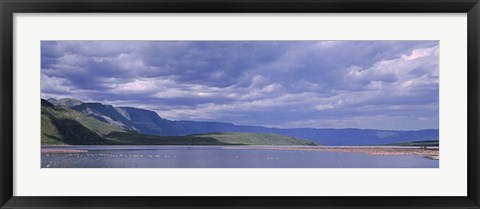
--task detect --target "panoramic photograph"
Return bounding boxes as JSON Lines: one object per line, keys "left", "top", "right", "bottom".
{"left": 41, "top": 40, "right": 439, "bottom": 168}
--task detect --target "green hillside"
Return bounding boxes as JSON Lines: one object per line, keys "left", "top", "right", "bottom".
{"left": 42, "top": 101, "right": 127, "bottom": 145}
{"left": 41, "top": 99, "right": 319, "bottom": 146}
{"left": 189, "top": 132, "right": 319, "bottom": 146}
{"left": 103, "top": 131, "right": 234, "bottom": 145}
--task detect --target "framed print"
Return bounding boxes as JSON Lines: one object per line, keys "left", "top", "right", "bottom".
{"left": 1, "top": 0, "right": 479, "bottom": 208}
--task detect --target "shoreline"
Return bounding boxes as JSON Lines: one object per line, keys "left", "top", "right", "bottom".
{"left": 41, "top": 145, "right": 439, "bottom": 160}
{"left": 223, "top": 146, "right": 439, "bottom": 160}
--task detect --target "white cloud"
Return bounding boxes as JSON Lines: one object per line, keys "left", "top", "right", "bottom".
{"left": 315, "top": 41, "right": 340, "bottom": 48}
{"left": 314, "top": 103, "right": 335, "bottom": 111}
{"left": 347, "top": 45, "right": 439, "bottom": 97}
{"left": 110, "top": 79, "right": 157, "bottom": 92}
{"left": 41, "top": 73, "right": 73, "bottom": 92}
{"left": 402, "top": 46, "right": 438, "bottom": 61}
{"left": 211, "top": 71, "right": 227, "bottom": 79}
{"left": 368, "top": 81, "right": 384, "bottom": 90}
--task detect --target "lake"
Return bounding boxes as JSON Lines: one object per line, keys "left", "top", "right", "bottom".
{"left": 41, "top": 145, "right": 439, "bottom": 168}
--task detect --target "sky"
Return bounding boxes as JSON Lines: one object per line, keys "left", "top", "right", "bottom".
{"left": 41, "top": 41, "right": 439, "bottom": 130}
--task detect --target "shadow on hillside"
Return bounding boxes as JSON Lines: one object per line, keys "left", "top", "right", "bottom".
{"left": 52, "top": 118, "right": 110, "bottom": 145}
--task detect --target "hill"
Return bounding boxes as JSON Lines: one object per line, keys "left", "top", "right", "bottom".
{"left": 41, "top": 99, "right": 126, "bottom": 145}
{"left": 188, "top": 132, "right": 318, "bottom": 146}
{"left": 41, "top": 99, "right": 318, "bottom": 146}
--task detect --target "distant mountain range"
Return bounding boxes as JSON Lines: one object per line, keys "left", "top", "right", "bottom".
{"left": 42, "top": 98, "right": 439, "bottom": 146}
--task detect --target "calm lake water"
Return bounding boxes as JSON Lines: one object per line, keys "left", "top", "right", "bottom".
{"left": 41, "top": 146, "right": 438, "bottom": 168}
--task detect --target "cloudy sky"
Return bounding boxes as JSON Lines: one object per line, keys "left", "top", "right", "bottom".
{"left": 41, "top": 41, "right": 439, "bottom": 130}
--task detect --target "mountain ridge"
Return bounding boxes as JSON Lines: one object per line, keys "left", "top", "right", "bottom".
{"left": 47, "top": 98, "right": 83, "bottom": 107}
{"left": 45, "top": 98, "right": 439, "bottom": 146}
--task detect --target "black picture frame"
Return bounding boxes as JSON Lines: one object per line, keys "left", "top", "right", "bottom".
{"left": 1, "top": 0, "right": 479, "bottom": 208}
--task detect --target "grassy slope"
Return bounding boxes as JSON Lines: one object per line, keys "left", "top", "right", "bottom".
{"left": 42, "top": 104, "right": 318, "bottom": 146}
{"left": 189, "top": 132, "right": 319, "bottom": 146}
{"left": 103, "top": 132, "right": 235, "bottom": 145}
{"left": 42, "top": 105, "right": 127, "bottom": 145}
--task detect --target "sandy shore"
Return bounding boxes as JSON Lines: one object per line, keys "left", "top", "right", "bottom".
{"left": 224, "top": 146, "right": 439, "bottom": 160}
